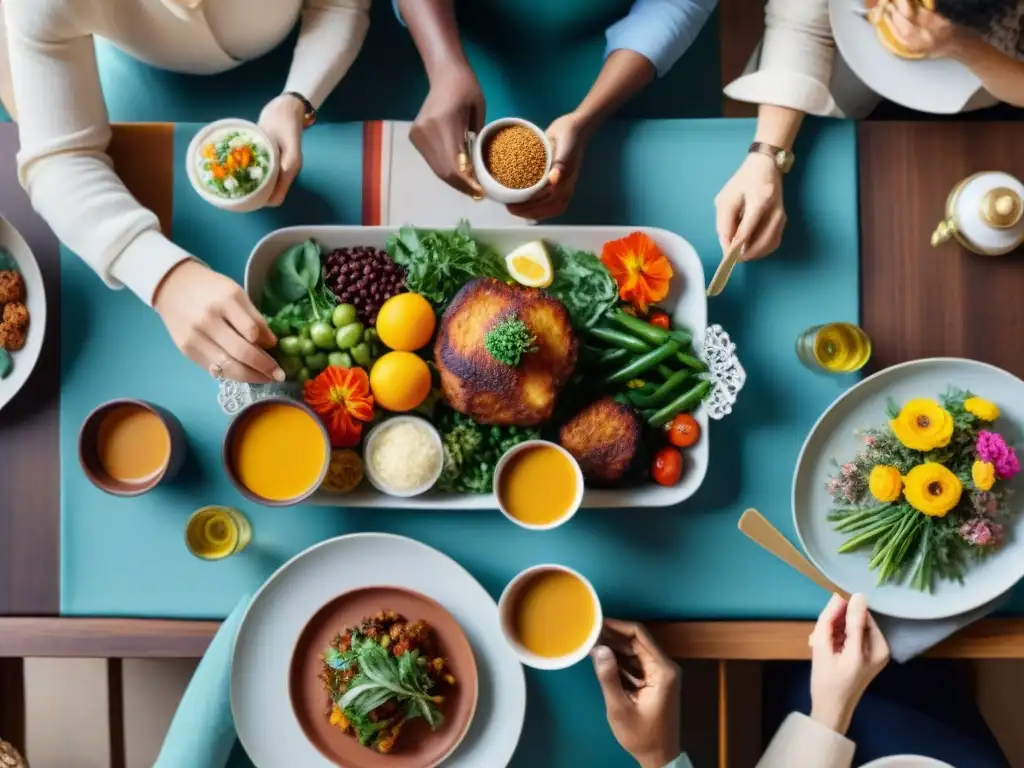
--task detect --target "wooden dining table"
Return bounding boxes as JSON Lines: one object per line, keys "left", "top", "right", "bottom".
{"left": 3, "top": 4, "right": 1024, "bottom": 762}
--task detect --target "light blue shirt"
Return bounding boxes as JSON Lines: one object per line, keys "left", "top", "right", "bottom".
{"left": 604, "top": 0, "right": 718, "bottom": 77}
{"left": 393, "top": 0, "right": 717, "bottom": 79}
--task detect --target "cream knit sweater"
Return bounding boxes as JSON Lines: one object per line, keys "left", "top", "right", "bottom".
{"left": 4, "top": 0, "right": 369, "bottom": 305}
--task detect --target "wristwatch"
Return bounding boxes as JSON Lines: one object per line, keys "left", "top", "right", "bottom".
{"left": 285, "top": 91, "right": 318, "bottom": 129}
{"left": 749, "top": 142, "right": 795, "bottom": 174}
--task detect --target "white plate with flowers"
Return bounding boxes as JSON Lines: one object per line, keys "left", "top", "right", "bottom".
{"left": 793, "top": 358, "right": 1024, "bottom": 620}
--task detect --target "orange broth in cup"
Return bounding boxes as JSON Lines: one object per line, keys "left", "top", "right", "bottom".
{"left": 498, "top": 443, "right": 578, "bottom": 526}
{"left": 512, "top": 569, "right": 596, "bottom": 658}
{"left": 96, "top": 404, "right": 171, "bottom": 483}
{"left": 230, "top": 402, "right": 327, "bottom": 501}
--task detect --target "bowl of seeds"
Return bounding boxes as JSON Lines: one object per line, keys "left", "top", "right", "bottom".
{"left": 472, "top": 117, "right": 552, "bottom": 204}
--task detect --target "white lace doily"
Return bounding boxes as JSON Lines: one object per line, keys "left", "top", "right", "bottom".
{"left": 217, "top": 380, "right": 302, "bottom": 415}
{"left": 700, "top": 324, "right": 745, "bottom": 420}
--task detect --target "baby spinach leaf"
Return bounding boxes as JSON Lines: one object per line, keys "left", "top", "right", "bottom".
{"left": 267, "top": 241, "right": 321, "bottom": 303}
{"left": 0, "top": 248, "right": 18, "bottom": 273}
{"left": 0, "top": 349, "right": 11, "bottom": 379}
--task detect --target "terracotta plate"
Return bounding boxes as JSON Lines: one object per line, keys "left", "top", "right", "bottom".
{"left": 290, "top": 586, "right": 479, "bottom": 768}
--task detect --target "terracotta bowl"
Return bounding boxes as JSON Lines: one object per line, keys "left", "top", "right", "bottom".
{"left": 289, "top": 586, "right": 479, "bottom": 768}
{"left": 222, "top": 397, "right": 330, "bottom": 507}
{"left": 78, "top": 399, "right": 185, "bottom": 497}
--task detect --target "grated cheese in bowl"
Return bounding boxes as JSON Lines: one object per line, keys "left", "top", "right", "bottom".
{"left": 364, "top": 417, "right": 443, "bottom": 496}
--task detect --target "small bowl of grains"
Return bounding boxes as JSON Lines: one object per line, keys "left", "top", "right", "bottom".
{"left": 187, "top": 118, "right": 279, "bottom": 213}
{"left": 472, "top": 117, "right": 552, "bottom": 204}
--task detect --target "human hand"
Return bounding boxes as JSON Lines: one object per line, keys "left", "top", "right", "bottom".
{"left": 154, "top": 260, "right": 284, "bottom": 383}
{"left": 714, "top": 152, "right": 786, "bottom": 261}
{"left": 885, "top": 0, "right": 961, "bottom": 59}
{"left": 592, "top": 619, "right": 681, "bottom": 768}
{"left": 258, "top": 94, "right": 306, "bottom": 206}
{"left": 809, "top": 593, "right": 890, "bottom": 736}
{"left": 507, "top": 112, "right": 589, "bottom": 221}
{"left": 410, "top": 66, "right": 486, "bottom": 197}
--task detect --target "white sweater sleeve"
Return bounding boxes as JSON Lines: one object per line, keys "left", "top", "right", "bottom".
{"left": 756, "top": 713, "right": 856, "bottom": 768}
{"left": 723, "top": 0, "right": 839, "bottom": 116}
{"left": 283, "top": 0, "right": 371, "bottom": 109}
{"left": 6, "top": 0, "right": 193, "bottom": 306}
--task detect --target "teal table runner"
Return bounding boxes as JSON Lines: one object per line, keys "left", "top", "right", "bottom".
{"left": 61, "top": 118, "right": 864, "bottom": 767}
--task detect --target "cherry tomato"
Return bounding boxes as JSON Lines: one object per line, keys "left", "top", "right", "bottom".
{"left": 666, "top": 413, "right": 700, "bottom": 448}
{"left": 652, "top": 447, "right": 683, "bottom": 486}
{"left": 650, "top": 311, "right": 671, "bottom": 330}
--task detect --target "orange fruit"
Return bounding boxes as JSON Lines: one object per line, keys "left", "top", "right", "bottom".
{"left": 369, "top": 351, "right": 432, "bottom": 412}
{"left": 375, "top": 293, "right": 436, "bottom": 351}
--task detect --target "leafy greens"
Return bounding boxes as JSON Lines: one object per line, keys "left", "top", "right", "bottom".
{"left": 0, "top": 248, "right": 17, "bottom": 272}
{"left": 386, "top": 221, "right": 506, "bottom": 309}
{"left": 329, "top": 633, "right": 444, "bottom": 746}
{"left": 546, "top": 244, "right": 618, "bottom": 329}
{"left": 259, "top": 239, "right": 337, "bottom": 337}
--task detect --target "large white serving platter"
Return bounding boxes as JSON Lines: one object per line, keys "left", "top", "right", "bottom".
{"left": 793, "top": 358, "right": 1024, "bottom": 620}
{"left": 245, "top": 226, "right": 708, "bottom": 510}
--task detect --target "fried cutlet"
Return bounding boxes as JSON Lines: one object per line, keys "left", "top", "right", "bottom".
{"left": 560, "top": 396, "right": 643, "bottom": 484}
{"left": 0, "top": 322, "right": 26, "bottom": 351}
{"left": 0, "top": 270, "right": 23, "bottom": 304}
{"left": 2, "top": 301, "right": 28, "bottom": 329}
{"left": 435, "top": 278, "right": 577, "bottom": 426}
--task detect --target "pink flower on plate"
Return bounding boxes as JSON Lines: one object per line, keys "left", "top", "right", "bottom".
{"left": 958, "top": 518, "right": 1005, "bottom": 548}
{"left": 863, "top": 435, "right": 877, "bottom": 446}
{"left": 976, "top": 430, "right": 1021, "bottom": 480}
{"left": 827, "top": 478, "right": 840, "bottom": 494}
{"left": 841, "top": 462, "right": 856, "bottom": 477}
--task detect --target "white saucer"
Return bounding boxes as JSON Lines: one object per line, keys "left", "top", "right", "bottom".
{"left": 0, "top": 215, "right": 47, "bottom": 412}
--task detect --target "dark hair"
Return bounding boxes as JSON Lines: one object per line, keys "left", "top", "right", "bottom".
{"left": 937, "top": 0, "right": 1017, "bottom": 36}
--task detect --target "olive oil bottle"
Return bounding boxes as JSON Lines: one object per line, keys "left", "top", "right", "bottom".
{"left": 186, "top": 506, "right": 251, "bottom": 560}
{"left": 796, "top": 323, "right": 872, "bottom": 373}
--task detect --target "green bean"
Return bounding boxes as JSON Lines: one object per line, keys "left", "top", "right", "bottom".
{"left": 648, "top": 380, "right": 711, "bottom": 427}
{"left": 628, "top": 370, "right": 691, "bottom": 409}
{"left": 656, "top": 364, "right": 676, "bottom": 379}
{"left": 610, "top": 309, "right": 692, "bottom": 347}
{"left": 589, "top": 326, "right": 651, "bottom": 354}
{"left": 604, "top": 341, "right": 680, "bottom": 386}
{"left": 599, "top": 348, "right": 630, "bottom": 366}
{"left": 676, "top": 352, "right": 707, "bottom": 372}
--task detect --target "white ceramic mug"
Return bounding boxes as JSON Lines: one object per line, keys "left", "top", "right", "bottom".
{"left": 186, "top": 118, "right": 280, "bottom": 213}
{"left": 471, "top": 118, "right": 553, "bottom": 205}
{"left": 497, "top": 563, "right": 603, "bottom": 670}
{"left": 492, "top": 439, "right": 584, "bottom": 531}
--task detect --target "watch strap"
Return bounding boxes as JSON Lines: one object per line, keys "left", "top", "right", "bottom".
{"left": 285, "top": 91, "right": 317, "bottom": 129}
{"left": 749, "top": 142, "right": 794, "bottom": 173}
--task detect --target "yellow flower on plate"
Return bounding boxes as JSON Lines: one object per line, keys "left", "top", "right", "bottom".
{"left": 903, "top": 463, "right": 962, "bottom": 517}
{"left": 889, "top": 398, "right": 954, "bottom": 451}
{"left": 868, "top": 465, "right": 902, "bottom": 502}
{"left": 965, "top": 397, "right": 1000, "bottom": 422}
{"left": 972, "top": 460, "right": 996, "bottom": 491}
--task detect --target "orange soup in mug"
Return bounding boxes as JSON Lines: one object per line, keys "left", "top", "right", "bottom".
{"left": 228, "top": 400, "right": 328, "bottom": 503}
{"left": 96, "top": 404, "right": 171, "bottom": 484}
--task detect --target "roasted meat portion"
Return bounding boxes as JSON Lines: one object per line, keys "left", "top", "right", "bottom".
{"left": 435, "top": 278, "right": 578, "bottom": 426}
{"left": 560, "top": 397, "right": 643, "bottom": 484}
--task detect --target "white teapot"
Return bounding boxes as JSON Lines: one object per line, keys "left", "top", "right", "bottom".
{"left": 931, "top": 171, "right": 1024, "bottom": 257}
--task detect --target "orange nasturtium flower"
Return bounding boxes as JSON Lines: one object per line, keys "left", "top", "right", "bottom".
{"left": 600, "top": 232, "right": 674, "bottom": 313}
{"left": 304, "top": 366, "right": 375, "bottom": 447}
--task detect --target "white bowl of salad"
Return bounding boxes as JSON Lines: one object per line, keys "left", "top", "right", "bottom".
{"left": 187, "top": 119, "right": 279, "bottom": 213}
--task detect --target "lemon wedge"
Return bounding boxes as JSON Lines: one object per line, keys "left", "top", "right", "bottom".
{"left": 505, "top": 241, "right": 554, "bottom": 288}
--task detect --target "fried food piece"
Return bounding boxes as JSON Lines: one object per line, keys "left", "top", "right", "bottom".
{"left": 560, "top": 397, "right": 643, "bottom": 484}
{"left": 435, "top": 278, "right": 578, "bottom": 426}
{"left": 0, "top": 271, "right": 23, "bottom": 304}
{"left": 2, "top": 302, "right": 28, "bottom": 329}
{"left": 0, "top": 322, "right": 26, "bottom": 351}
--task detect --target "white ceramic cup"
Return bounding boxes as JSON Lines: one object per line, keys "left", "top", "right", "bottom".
{"left": 471, "top": 117, "right": 553, "bottom": 205}
{"left": 362, "top": 416, "right": 445, "bottom": 498}
{"left": 497, "top": 564, "right": 603, "bottom": 670}
{"left": 492, "top": 439, "right": 584, "bottom": 530}
{"left": 186, "top": 118, "right": 280, "bottom": 213}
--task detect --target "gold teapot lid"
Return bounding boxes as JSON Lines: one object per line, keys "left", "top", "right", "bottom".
{"left": 981, "top": 187, "right": 1023, "bottom": 229}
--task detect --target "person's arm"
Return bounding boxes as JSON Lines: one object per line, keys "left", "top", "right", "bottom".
{"left": 282, "top": 0, "right": 370, "bottom": 110}
{"left": 947, "top": 35, "right": 1024, "bottom": 107}
{"left": 7, "top": 0, "right": 282, "bottom": 383}
{"left": 7, "top": 0, "right": 190, "bottom": 303}
{"left": 755, "top": 712, "right": 855, "bottom": 768}
{"left": 605, "top": 0, "right": 718, "bottom": 79}
{"left": 398, "top": 0, "right": 484, "bottom": 196}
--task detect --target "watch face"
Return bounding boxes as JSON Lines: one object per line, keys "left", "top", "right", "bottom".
{"left": 776, "top": 150, "right": 793, "bottom": 172}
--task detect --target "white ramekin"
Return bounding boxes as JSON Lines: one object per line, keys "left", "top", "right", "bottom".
{"left": 362, "top": 416, "right": 445, "bottom": 498}
{"left": 186, "top": 118, "right": 280, "bottom": 213}
{"left": 497, "top": 563, "right": 603, "bottom": 671}
{"left": 471, "top": 117, "right": 552, "bottom": 205}
{"left": 492, "top": 439, "right": 583, "bottom": 531}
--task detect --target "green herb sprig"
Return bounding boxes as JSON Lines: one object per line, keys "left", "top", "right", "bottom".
{"left": 484, "top": 315, "right": 537, "bottom": 367}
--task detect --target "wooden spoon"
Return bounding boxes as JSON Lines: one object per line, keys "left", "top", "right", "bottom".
{"left": 706, "top": 244, "right": 745, "bottom": 297}
{"left": 738, "top": 508, "right": 850, "bottom": 599}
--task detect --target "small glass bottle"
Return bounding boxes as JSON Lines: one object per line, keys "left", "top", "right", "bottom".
{"left": 185, "top": 505, "right": 252, "bottom": 560}
{"left": 796, "top": 323, "right": 872, "bottom": 374}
